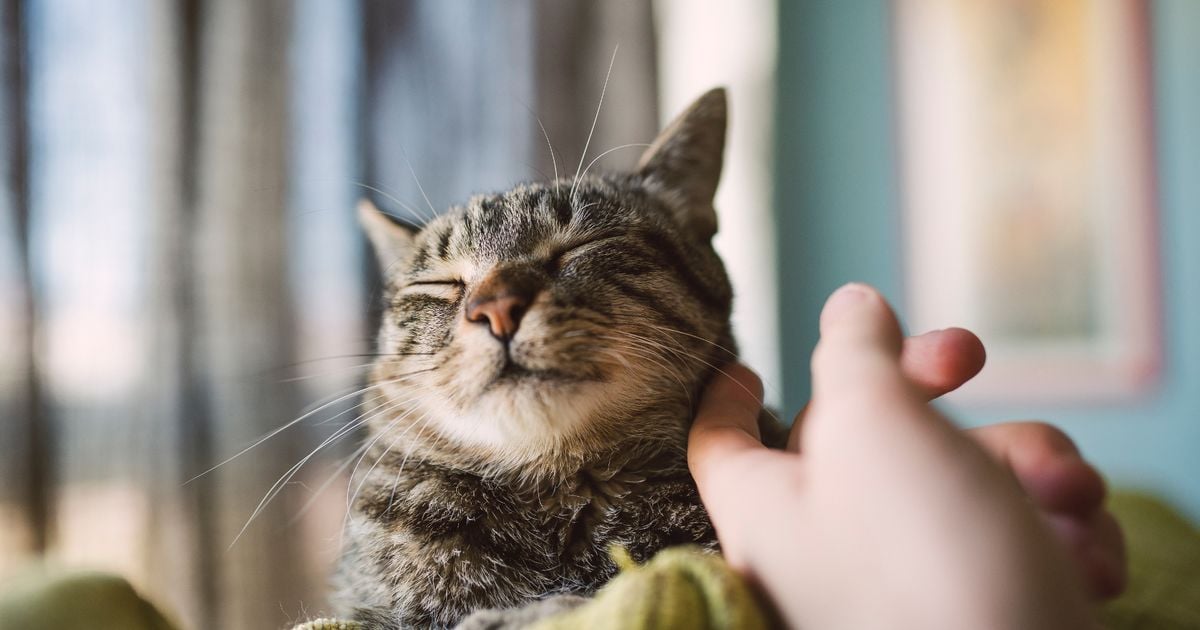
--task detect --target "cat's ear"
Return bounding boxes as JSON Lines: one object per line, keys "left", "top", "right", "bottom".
{"left": 636, "top": 87, "right": 726, "bottom": 240}
{"left": 359, "top": 198, "right": 416, "bottom": 269}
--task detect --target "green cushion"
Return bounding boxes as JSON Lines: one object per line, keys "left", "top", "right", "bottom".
{"left": 0, "top": 570, "right": 175, "bottom": 630}
{"left": 1101, "top": 491, "right": 1200, "bottom": 629}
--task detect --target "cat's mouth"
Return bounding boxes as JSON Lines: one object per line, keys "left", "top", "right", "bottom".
{"left": 488, "top": 356, "right": 583, "bottom": 388}
{"left": 497, "top": 361, "right": 534, "bottom": 381}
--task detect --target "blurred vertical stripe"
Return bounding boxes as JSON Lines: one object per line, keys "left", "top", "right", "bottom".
{"left": 0, "top": 0, "right": 45, "bottom": 566}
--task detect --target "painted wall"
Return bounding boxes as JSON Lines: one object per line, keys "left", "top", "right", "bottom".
{"left": 775, "top": 1, "right": 1200, "bottom": 520}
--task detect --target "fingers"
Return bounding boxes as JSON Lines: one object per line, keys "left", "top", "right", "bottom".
{"left": 968, "top": 422, "right": 1105, "bottom": 515}
{"left": 968, "top": 421, "right": 1127, "bottom": 600}
{"left": 687, "top": 363, "right": 767, "bottom": 485}
{"left": 790, "top": 326, "right": 987, "bottom": 451}
{"left": 810, "top": 284, "right": 909, "bottom": 405}
{"left": 1043, "top": 508, "right": 1128, "bottom": 600}
{"left": 901, "top": 328, "right": 987, "bottom": 400}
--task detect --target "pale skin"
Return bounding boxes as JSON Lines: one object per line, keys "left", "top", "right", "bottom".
{"left": 688, "top": 283, "right": 1126, "bottom": 629}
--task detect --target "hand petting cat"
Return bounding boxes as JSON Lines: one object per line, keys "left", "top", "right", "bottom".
{"left": 689, "top": 283, "right": 1124, "bottom": 630}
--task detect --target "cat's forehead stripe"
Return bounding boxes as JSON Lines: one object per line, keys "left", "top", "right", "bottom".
{"left": 435, "top": 225, "right": 453, "bottom": 260}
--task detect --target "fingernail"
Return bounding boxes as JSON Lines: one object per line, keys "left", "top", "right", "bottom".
{"left": 822, "top": 283, "right": 870, "bottom": 325}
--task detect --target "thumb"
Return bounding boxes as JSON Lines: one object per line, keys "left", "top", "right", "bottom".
{"left": 687, "top": 363, "right": 766, "bottom": 486}
{"left": 810, "top": 283, "right": 911, "bottom": 406}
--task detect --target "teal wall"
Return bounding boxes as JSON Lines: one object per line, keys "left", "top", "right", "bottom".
{"left": 776, "top": 1, "right": 1200, "bottom": 521}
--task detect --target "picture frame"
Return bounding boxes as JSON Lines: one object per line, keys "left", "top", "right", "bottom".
{"left": 894, "top": 0, "right": 1160, "bottom": 403}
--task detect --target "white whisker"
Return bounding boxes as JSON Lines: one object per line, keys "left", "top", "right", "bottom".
{"left": 354, "top": 182, "right": 433, "bottom": 225}
{"left": 399, "top": 145, "right": 439, "bottom": 220}
{"left": 230, "top": 388, "right": 436, "bottom": 548}
{"left": 383, "top": 409, "right": 442, "bottom": 526}
{"left": 620, "top": 329, "right": 783, "bottom": 426}
{"left": 571, "top": 45, "right": 619, "bottom": 203}
{"left": 532, "top": 108, "right": 561, "bottom": 195}
{"left": 185, "top": 372, "right": 426, "bottom": 486}
{"left": 286, "top": 438, "right": 374, "bottom": 527}
{"left": 576, "top": 143, "right": 651, "bottom": 187}
{"left": 340, "top": 408, "right": 436, "bottom": 545}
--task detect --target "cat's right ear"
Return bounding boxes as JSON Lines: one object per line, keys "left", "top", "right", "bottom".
{"left": 359, "top": 198, "right": 416, "bottom": 269}
{"left": 636, "top": 87, "right": 727, "bottom": 240}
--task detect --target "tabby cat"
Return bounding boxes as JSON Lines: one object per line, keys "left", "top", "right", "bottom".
{"left": 334, "top": 88, "right": 772, "bottom": 628}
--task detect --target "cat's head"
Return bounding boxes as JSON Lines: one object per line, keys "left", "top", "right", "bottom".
{"left": 361, "top": 88, "right": 735, "bottom": 467}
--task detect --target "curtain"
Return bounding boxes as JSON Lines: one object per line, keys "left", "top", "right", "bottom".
{"left": 0, "top": 1, "right": 658, "bottom": 627}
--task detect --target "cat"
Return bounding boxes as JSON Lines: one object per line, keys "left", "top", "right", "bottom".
{"left": 333, "top": 88, "right": 779, "bottom": 628}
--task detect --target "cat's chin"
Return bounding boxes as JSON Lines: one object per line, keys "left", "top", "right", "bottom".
{"left": 430, "top": 377, "right": 617, "bottom": 459}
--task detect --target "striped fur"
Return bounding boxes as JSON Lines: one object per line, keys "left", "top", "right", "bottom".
{"left": 335, "top": 89, "right": 752, "bottom": 628}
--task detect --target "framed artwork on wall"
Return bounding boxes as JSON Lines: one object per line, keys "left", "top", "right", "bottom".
{"left": 894, "top": 0, "right": 1160, "bottom": 403}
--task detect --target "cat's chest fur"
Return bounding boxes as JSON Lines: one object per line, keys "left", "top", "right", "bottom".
{"left": 336, "top": 445, "right": 716, "bottom": 629}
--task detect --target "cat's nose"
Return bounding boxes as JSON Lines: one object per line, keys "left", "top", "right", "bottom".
{"left": 465, "top": 267, "right": 541, "bottom": 342}
{"left": 466, "top": 294, "right": 529, "bottom": 341}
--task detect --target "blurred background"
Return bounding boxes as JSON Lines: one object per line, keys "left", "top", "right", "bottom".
{"left": 0, "top": 0, "right": 1195, "bottom": 628}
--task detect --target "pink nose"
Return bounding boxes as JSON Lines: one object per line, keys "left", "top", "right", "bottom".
{"left": 465, "top": 293, "right": 528, "bottom": 341}
{"left": 465, "top": 267, "right": 542, "bottom": 341}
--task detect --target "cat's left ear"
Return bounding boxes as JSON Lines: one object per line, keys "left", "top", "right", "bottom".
{"left": 637, "top": 87, "right": 726, "bottom": 240}
{"left": 359, "top": 198, "right": 416, "bottom": 269}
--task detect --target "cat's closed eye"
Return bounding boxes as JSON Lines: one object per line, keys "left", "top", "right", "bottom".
{"left": 400, "top": 279, "right": 464, "bottom": 300}
{"left": 406, "top": 279, "right": 464, "bottom": 287}
{"left": 546, "top": 234, "right": 626, "bottom": 275}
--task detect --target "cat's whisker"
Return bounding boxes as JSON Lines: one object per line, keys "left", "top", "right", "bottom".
{"left": 522, "top": 102, "right": 562, "bottom": 196}
{"left": 285, "top": 436, "right": 375, "bottom": 527}
{"left": 354, "top": 182, "right": 432, "bottom": 226}
{"left": 188, "top": 388, "right": 375, "bottom": 486}
{"left": 575, "top": 143, "right": 651, "bottom": 188}
{"left": 346, "top": 406, "right": 428, "bottom": 513}
{"left": 245, "top": 393, "right": 420, "bottom": 508}
{"left": 592, "top": 336, "right": 694, "bottom": 407}
{"left": 639, "top": 323, "right": 739, "bottom": 360}
{"left": 609, "top": 347, "right": 691, "bottom": 405}
{"left": 314, "top": 390, "right": 392, "bottom": 426}
{"left": 189, "top": 367, "right": 439, "bottom": 485}
{"left": 233, "top": 389, "right": 439, "bottom": 548}
{"left": 383, "top": 409, "right": 442, "bottom": 522}
{"left": 341, "top": 407, "right": 436, "bottom": 543}
{"left": 642, "top": 322, "right": 785, "bottom": 403}
{"left": 570, "top": 45, "right": 619, "bottom": 203}
{"left": 278, "top": 361, "right": 387, "bottom": 384}
{"left": 230, "top": 401, "right": 394, "bottom": 549}
{"left": 279, "top": 354, "right": 438, "bottom": 385}
{"left": 620, "top": 330, "right": 784, "bottom": 426}
{"left": 398, "top": 145, "right": 440, "bottom": 221}
{"left": 299, "top": 392, "right": 439, "bottom": 531}
{"left": 275, "top": 351, "right": 439, "bottom": 372}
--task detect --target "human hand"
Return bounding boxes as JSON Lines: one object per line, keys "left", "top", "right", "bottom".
{"left": 838, "top": 323, "right": 1126, "bottom": 600}
{"left": 689, "top": 284, "right": 1095, "bottom": 629}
